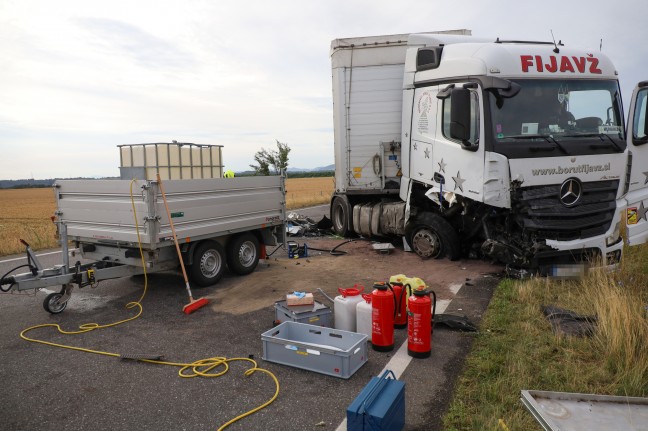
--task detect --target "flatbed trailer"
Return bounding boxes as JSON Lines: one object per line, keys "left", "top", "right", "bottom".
{"left": 1, "top": 175, "right": 286, "bottom": 313}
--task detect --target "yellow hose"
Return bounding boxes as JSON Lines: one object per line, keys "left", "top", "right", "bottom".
{"left": 20, "top": 178, "right": 280, "bottom": 431}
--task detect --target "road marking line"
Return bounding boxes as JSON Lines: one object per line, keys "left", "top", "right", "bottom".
{"left": 448, "top": 282, "right": 462, "bottom": 295}
{"left": 335, "top": 296, "right": 453, "bottom": 431}
{"left": 0, "top": 250, "right": 61, "bottom": 264}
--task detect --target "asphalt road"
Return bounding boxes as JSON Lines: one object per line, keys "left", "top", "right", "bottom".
{"left": 0, "top": 205, "right": 501, "bottom": 431}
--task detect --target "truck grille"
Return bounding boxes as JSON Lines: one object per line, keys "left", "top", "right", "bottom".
{"left": 514, "top": 180, "right": 619, "bottom": 241}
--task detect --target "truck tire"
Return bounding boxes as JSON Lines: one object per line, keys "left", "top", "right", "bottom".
{"left": 331, "top": 196, "right": 353, "bottom": 236}
{"left": 227, "top": 233, "right": 260, "bottom": 276}
{"left": 190, "top": 240, "right": 226, "bottom": 287}
{"left": 405, "top": 214, "right": 461, "bottom": 261}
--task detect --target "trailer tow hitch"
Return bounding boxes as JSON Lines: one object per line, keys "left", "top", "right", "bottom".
{"left": 18, "top": 239, "right": 43, "bottom": 275}
{"left": 0, "top": 273, "right": 16, "bottom": 292}
{"left": 0, "top": 239, "right": 40, "bottom": 292}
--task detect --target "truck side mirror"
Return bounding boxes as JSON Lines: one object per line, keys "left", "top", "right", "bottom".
{"left": 450, "top": 88, "right": 473, "bottom": 146}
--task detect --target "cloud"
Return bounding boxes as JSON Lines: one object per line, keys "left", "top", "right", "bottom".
{"left": 75, "top": 17, "right": 196, "bottom": 69}
{"left": 1, "top": 0, "right": 647, "bottom": 179}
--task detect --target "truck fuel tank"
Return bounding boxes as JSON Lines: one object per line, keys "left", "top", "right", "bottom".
{"left": 352, "top": 202, "right": 406, "bottom": 237}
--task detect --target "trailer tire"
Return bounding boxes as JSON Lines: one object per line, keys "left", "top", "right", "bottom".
{"left": 331, "top": 196, "right": 353, "bottom": 236}
{"left": 43, "top": 292, "right": 67, "bottom": 314}
{"left": 405, "top": 214, "right": 461, "bottom": 261}
{"left": 227, "top": 233, "right": 260, "bottom": 276}
{"left": 190, "top": 240, "right": 226, "bottom": 287}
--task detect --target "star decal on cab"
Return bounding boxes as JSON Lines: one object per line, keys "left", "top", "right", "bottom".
{"left": 452, "top": 171, "right": 465, "bottom": 192}
{"left": 438, "top": 158, "right": 446, "bottom": 173}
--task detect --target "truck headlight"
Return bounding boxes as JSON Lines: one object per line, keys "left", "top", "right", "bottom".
{"left": 606, "top": 220, "right": 622, "bottom": 246}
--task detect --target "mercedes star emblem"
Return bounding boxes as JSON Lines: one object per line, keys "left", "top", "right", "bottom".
{"left": 559, "top": 178, "right": 582, "bottom": 207}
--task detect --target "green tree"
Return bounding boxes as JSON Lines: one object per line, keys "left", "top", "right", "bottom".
{"left": 250, "top": 140, "right": 291, "bottom": 175}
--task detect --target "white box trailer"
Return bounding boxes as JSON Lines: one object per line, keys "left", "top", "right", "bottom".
{"left": 329, "top": 32, "right": 648, "bottom": 274}
{"left": 1, "top": 144, "right": 286, "bottom": 313}
{"left": 331, "top": 30, "right": 472, "bottom": 195}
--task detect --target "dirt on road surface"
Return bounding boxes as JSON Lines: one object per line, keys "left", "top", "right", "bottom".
{"left": 208, "top": 237, "right": 500, "bottom": 316}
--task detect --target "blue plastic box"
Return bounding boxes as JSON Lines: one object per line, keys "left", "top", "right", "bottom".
{"left": 347, "top": 370, "right": 405, "bottom": 431}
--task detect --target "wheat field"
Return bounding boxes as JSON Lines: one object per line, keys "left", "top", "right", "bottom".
{"left": 284, "top": 176, "right": 334, "bottom": 209}
{"left": 0, "top": 188, "right": 57, "bottom": 256}
{"left": 0, "top": 177, "right": 334, "bottom": 256}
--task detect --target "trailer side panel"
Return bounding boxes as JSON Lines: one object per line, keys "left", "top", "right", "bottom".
{"left": 55, "top": 176, "right": 285, "bottom": 249}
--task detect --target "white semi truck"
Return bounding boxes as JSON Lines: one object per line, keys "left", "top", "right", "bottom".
{"left": 329, "top": 31, "right": 648, "bottom": 274}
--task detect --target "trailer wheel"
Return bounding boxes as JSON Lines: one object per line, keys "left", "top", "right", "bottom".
{"left": 43, "top": 292, "right": 67, "bottom": 314}
{"left": 190, "top": 240, "right": 226, "bottom": 287}
{"left": 227, "top": 233, "right": 260, "bottom": 276}
{"left": 406, "top": 214, "right": 461, "bottom": 261}
{"left": 331, "top": 196, "right": 353, "bottom": 236}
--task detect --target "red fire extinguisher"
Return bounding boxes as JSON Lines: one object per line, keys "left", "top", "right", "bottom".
{"left": 389, "top": 281, "right": 407, "bottom": 329}
{"left": 407, "top": 288, "right": 437, "bottom": 358}
{"left": 371, "top": 282, "right": 394, "bottom": 352}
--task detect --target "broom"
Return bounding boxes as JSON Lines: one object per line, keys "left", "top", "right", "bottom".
{"left": 156, "top": 173, "right": 209, "bottom": 314}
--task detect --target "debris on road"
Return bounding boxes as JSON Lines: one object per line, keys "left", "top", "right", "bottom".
{"left": 286, "top": 212, "right": 332, "bottom": 237}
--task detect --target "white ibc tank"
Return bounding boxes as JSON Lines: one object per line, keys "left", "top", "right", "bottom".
{"left": 334, "top": 285, "right": 365, "bottom": 332}
{"left": 356, "top": 294, "right": 373, "bottom": 340}
{"left": 119, "top": 142, "right": 224, "bottom": 180}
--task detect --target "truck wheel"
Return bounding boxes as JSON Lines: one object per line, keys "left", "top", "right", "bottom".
{"left": 190, "top": 240, "right": 226, "bottom": 287}
{"left": 406, "top": 214, "right": 461, "bottom": 260}
{"left": 331, "top": 196, "right": 353, "bottom": 236}
{"left": 227, "top": 233, "right": 260, "bottom": 276}
{"left": 43, "top": 292, "right": 67, "bottom": 314}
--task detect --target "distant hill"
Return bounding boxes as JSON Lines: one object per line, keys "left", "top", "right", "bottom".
{"left": 287, "top": 164, "right": 335, "bottom": 173}
{"left": 237, "top": 164, "right": 335, "bottom": 176}
{"left": 0, "top": 179, "right": 56, "bottom": 189}
{"left": 0, "top": 177, "right": 120, "bottom": 189}
{"left": 0, "top": 165, "right": 336, "bottom": 187}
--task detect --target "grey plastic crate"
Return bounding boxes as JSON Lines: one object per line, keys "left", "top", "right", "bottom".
{"left": 261, "top": 321, "right": 369, "bottom": 379}
{"left": 274, "top": 300, "right": 333, "bottom": 327}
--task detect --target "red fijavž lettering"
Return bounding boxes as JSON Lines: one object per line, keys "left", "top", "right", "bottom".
{"left": 560, "top": 56, "right": 574, "bottom": 73}
{"left": 520, "top": 55, "right": 603, "bottom": 74}
{"left": 545, "top": 56, "right": 558, "bottom": 72}
{"left": 587, "top": 56, "right": 602, "bottom": 74}
{"left": 520, "top": 55, "right": 534, "bottom": 72}
{"left": 572, "top": 56, "right": 586, "bottom": 73}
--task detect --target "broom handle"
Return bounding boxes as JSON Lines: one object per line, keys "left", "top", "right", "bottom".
{"left": 156, "top": 174, "right": 192, "bottom": 297}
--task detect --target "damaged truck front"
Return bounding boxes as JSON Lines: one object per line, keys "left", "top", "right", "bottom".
{"left": 329, "top": 31, "right": 648, "bottom": 274}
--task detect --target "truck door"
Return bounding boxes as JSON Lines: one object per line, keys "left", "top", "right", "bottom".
{"left": 432, "top": 83, "right": 485, "bottom": 202}
{"left": 410, "top": 85, "right": 439, "bottom": 183}
{"left": 625, "top": 81, "right": 648, "bottom": 246}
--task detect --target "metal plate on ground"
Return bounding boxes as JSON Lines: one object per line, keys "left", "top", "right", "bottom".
{"left": 371, "top": 243, "right": 395, "bottom": 254}
{"left": 521, "top": 390, "right": 648, "bottom": 431}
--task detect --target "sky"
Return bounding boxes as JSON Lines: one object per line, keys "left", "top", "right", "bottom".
{"left": 1, "top": 0, "right": 647, "bottom": 179}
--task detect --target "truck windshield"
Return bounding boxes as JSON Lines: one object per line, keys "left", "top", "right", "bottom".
{"left": 490, "top": 79, "right": 625, "bottom": 153}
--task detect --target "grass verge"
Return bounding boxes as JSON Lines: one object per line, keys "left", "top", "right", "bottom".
{"left": 443, "top": 243, "right": 648, "bottom": 430}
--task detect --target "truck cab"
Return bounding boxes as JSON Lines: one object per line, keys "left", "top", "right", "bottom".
{"left": 330, "top": 32, "right": 648, "bottom": 273}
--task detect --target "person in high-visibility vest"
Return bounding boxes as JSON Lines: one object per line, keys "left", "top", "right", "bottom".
{"left": 224, "top": 169, "right": 235, "bottom": 178}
